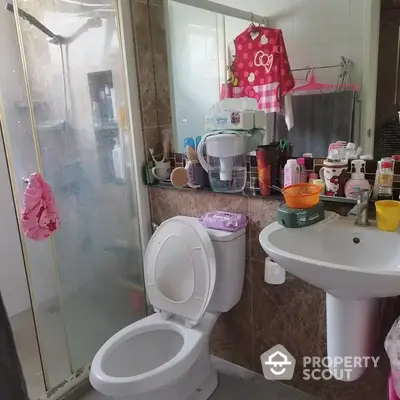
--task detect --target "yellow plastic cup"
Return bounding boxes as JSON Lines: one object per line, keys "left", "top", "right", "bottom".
{"left": 375, "top": 200, "right": 400, "bottom": 232}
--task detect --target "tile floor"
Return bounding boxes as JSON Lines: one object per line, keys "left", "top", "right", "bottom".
{"left": 78, "top": 357, "right": 318, "bottom": 400}
{"left": 8, "top": 309, "right": 318, "bottom": 400}
{"left": 7, "top": 309, "right": 320, "bottom": 400}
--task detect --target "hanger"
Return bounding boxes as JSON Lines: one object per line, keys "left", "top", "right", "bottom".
{"left": 291, "top": 68, "right": 359, "bottom": 94}
{"left": 249, "top": 12, "right": 260, "bottom": 31}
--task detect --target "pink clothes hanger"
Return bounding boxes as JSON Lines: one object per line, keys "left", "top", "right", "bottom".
{"left": 291, "top": 69, "right": 359, "bottom": 93}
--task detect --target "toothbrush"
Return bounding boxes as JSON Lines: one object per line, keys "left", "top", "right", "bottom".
{"left": 163, "top": 139, "right": 169, "bottom": 162}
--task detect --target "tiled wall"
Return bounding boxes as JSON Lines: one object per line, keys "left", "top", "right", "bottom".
{"left": 130, "top": 1, "right": 399, "bottom": 399}
{"left": 131, "top": 0, "right": 171, "bottom": 159}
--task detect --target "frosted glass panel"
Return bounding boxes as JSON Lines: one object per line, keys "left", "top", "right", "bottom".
{"left": 168, "top": 2, "right": 220, "bottom": 152}
{"left": 3, "top": 0, "right": 146, "bottom": 385}
{"left": 0, "top": 4, "right": 71, "bottom": 389}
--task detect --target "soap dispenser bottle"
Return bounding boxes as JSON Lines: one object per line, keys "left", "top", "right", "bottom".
{"left": 344, "top": 160, "right": 371, "bottom": 199}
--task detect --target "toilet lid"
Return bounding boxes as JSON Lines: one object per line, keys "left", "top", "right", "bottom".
{"left": 144, "top": 216, "right": 216, "bottom": 325}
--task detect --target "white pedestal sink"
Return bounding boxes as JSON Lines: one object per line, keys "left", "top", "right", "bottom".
{"left": 259, "top": 215, "right": 400, "bottom": 381}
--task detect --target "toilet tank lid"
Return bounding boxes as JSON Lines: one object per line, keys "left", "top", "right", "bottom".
{"left": 166, "top": 216, "right": 246, "bottom": 241}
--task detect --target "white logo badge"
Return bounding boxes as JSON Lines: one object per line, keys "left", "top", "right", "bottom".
{"left": 260, "top": 345, "right": 296, "bottom": 380}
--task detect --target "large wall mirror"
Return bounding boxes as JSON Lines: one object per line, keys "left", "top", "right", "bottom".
{"left": 162, "top": 0, "right": 381, "bottom": 158}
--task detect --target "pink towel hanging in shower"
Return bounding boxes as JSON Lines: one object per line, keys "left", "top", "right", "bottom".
{"left": 21, "top": 173, "right": 61, "bottom": 241}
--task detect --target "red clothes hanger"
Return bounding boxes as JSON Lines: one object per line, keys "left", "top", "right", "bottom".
{"left": 291, "top": 69, "right": 359, "bottom": 93}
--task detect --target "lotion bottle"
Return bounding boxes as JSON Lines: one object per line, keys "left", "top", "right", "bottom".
{"left": 344, "top": 160, "right": 371, "bottom": 199}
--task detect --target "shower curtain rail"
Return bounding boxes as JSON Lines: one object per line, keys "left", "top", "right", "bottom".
{"left": 291, "top": 64, "right": 343, "bottom": 72}
{"left": 167, "top": 0, "right": 268, "bottom": 25}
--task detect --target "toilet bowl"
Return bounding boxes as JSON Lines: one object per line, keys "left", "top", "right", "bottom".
{"left": 90, "top": 312, "right": 218, "bottom": 400}
{"left": 90, "top": 216, "right": 246, "bottom": 400}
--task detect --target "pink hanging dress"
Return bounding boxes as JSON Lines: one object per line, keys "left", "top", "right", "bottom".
{"left": 227, "top": 26, "right": 295, "bottom": 113}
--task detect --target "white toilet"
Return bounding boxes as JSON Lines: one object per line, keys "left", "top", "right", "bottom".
{"left": 90, "top": 216, "right": 246, "bottom": 400}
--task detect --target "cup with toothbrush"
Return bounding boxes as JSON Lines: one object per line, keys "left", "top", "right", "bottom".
{"left": 150, "top": 140, "right": 171, "bottom": 181}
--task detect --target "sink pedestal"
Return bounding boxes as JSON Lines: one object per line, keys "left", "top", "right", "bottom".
{"left": 326, "top": 294, "right": 379, "bottom": 381}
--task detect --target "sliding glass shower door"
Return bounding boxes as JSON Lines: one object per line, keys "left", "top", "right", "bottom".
{"left": 0, "top": 0, "right": 146, "bottom": 392}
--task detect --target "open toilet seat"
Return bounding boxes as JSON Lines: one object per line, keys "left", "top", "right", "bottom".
{"left": 145, "top": 216, "right": 216, "bottom": 326}
{"left": 90, "top": 313, "right": 206, "bottom": 397}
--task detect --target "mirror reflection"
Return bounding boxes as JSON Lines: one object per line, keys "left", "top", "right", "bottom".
{"left": 164, "top": 0, "right": 379, "bottom": 158}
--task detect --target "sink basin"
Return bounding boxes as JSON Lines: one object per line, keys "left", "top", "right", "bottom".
{"left": 259, "top": 214, "right": 400, "bottom": 382}
{"left": 259, "top": 216, "right": 400, "bottom": 299}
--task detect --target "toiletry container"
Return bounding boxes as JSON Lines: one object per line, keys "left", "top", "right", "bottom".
{"left": 284, "top": 159, "right": 300, "bottom": 187}
{"left": 373, "top": 161, "right": 381, "bottom": 200}
{"left": 256, "top": 147, "right": 271, "bottom": 196}
{"left": 310, "top": 179, "right": 325, "bottom": 194}
{"left": 344, "top": 160, "right": 371, "bottom": 199}
{"left": 297, "top": 157, "right": 308, "bottom": 183}
{"left": 308, "top": 172, "right": 318, "bottom": 182}
{"left": 277, "top": 202, "right": 325, "bottom": 228}
{"left": 257, "top": 144, "right": 279, "bottom": 189}
{"left": 378, "top": 161, "right": 394, "bottom": 200}
{"left": 319, "top": 158, "right": 348, "bottom": 197}
{"left": 345, "top": 142, "right": 356, "bottom": 160}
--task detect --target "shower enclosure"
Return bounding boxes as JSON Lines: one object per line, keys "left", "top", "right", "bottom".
{"left": 0, "top": 0, "right": 148, "bottom": 397}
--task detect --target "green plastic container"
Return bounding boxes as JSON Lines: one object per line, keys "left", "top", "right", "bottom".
{"left": 277, "top": 202, "right": 325, "bottom": 228}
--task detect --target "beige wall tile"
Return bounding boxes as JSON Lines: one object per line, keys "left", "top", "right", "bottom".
{"left": 210, "top": 262, "right": 254, "bottom": 370}
{"left": 252, "top": 261, "right": 325, "bottom": 372}
{"left": 149, "top": 187, "right": 249, "bottom": 222}
{"left": 132, "top": 1, "right": 159, "bottom": 128}
{"left": 248, "top": 197, "right": 280, "bottom": 262}
{"left": 149, "top": 4, "right": 172, "bottom": 127}
{"left": 143, "top": 127, "right": 162, "bottom": 160}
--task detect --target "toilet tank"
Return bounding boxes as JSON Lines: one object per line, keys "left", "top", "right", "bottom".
{"left": 205, "top": 226, "right": 246, "bottom": 313}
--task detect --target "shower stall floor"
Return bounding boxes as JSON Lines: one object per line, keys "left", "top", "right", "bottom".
{"left": 10, "top": 308, "right": 45, "bottom": 400}
{"left": 9, "top": 281, "right": 145, "bottom": 400}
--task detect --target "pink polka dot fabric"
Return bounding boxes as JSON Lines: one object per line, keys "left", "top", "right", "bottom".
{"left": 21, "top": 173, "right": 61, "bottom": 241}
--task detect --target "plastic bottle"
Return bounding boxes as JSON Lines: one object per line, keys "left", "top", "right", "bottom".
{"left": 372, "top": 161, "right": 381, "bottom": 200}
{"left": 297, "top": 157, "right": 308, "bottom": 183}
{"left": 256, "top": 147, "right": 271, "bottom": 196}
{"left": 344, "top": 160, "right": 371, "bottom": 199}
{"left": 378, "top": 161, "right": 394, "bottom": 200}
{"left": 345, "top": 142, "right": 356, "bottom": 160}
{"left": 284, "top": 159, "right": 300, "bottom": 187}
{"left": 104, "top": 84, "right": 115, "bottom": 122}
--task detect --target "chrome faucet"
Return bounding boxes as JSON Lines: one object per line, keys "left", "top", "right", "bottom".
{"left": 348, "top": 189, "right": 371, "bottom": 227}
